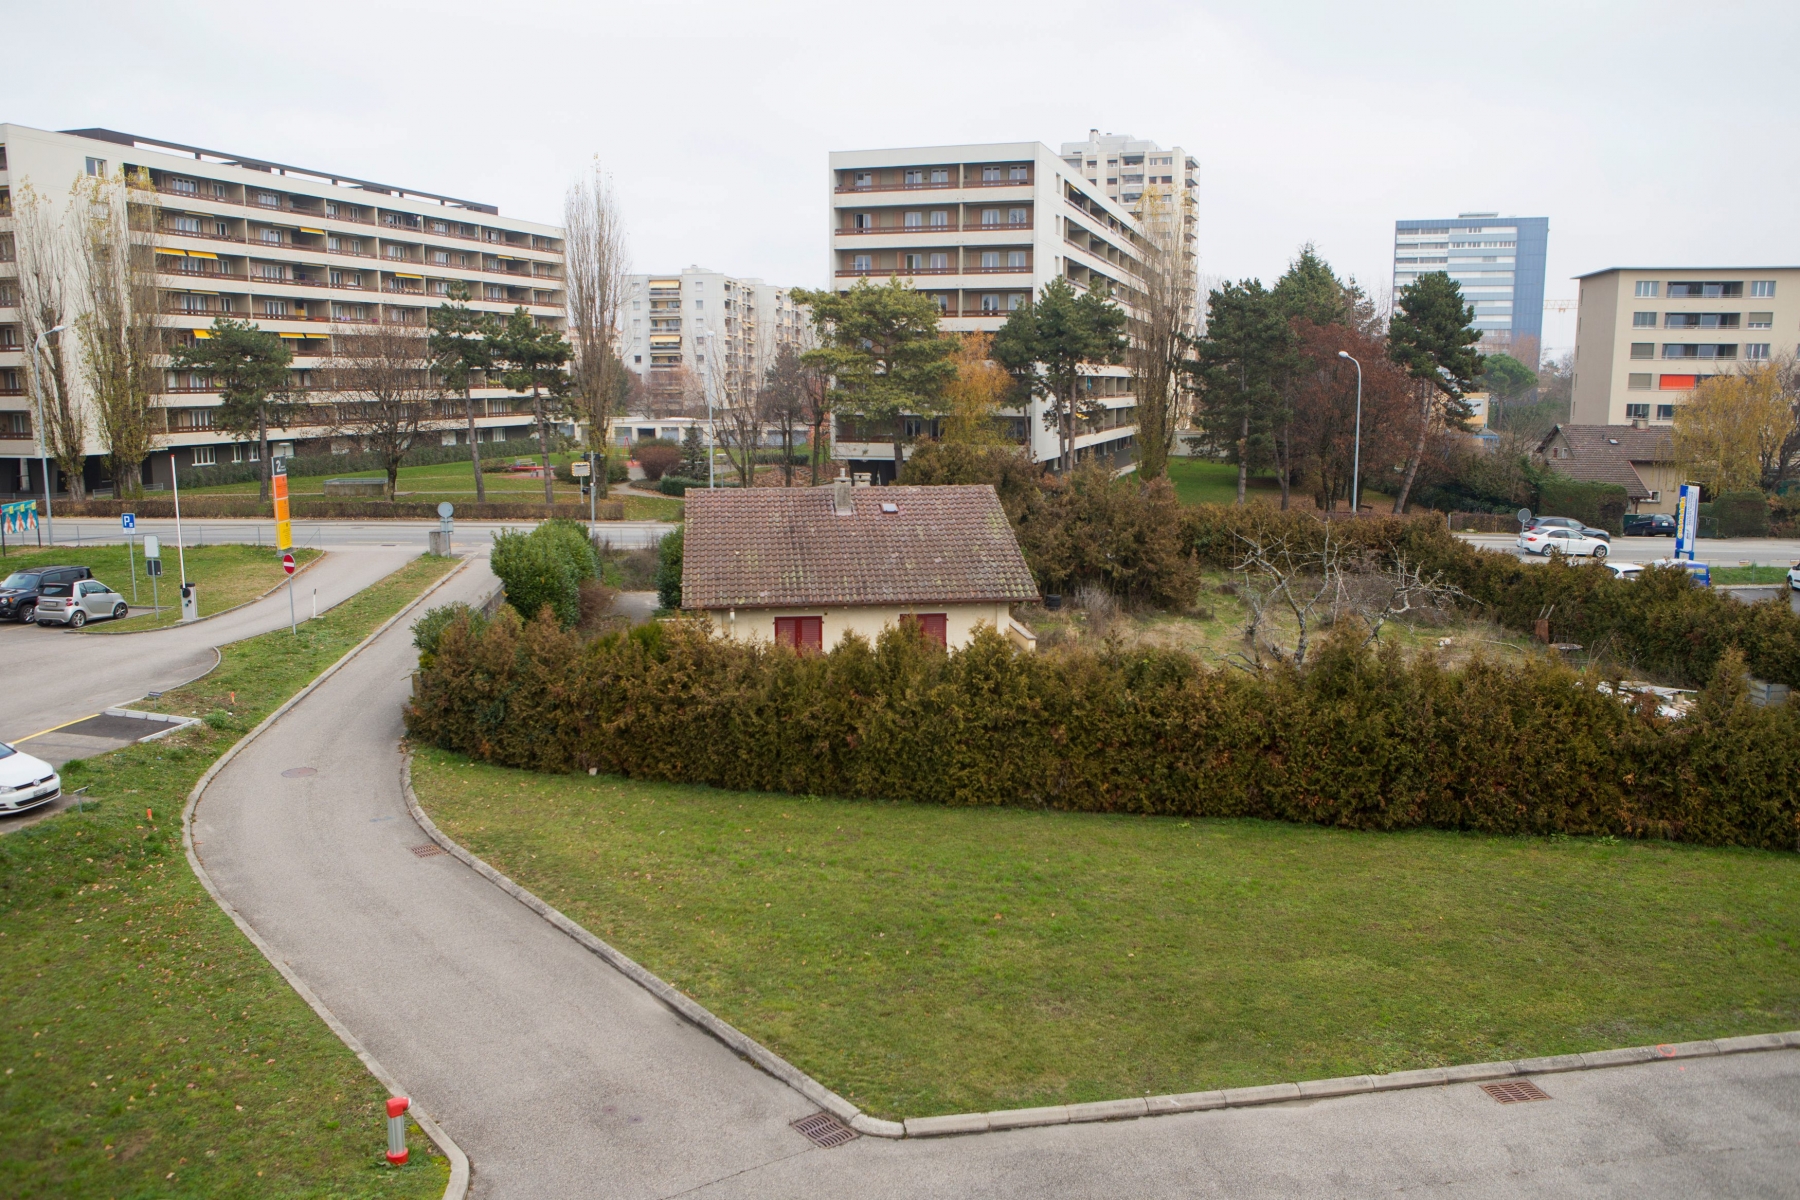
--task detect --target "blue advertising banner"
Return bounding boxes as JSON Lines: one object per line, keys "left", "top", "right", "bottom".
{"left": 2, "top": 499, "right": 39, "bottom": 536}
{"left": 1674, "top": 483, "right": 1701, "bottom": 561}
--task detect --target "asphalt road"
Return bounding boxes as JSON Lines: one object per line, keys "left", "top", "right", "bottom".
{"left": 1463, "top": 531, "right": 1800, "bottom": 564}
{"left": 25, "top": 517, "right": 676, "bottom": 552}
{"left": 193, "top": 557, "right": 1800, "bottom": 1199}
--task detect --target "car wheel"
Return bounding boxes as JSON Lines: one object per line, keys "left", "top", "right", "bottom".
{"left": 1592, "top": 544, "right": 1608, "bottom": 560}
{"left": 69, "top": 609, "right": 87, "bottom": 628}
{"left": 113, "top": 603, "right": 129, "bottom": 619}
{"left": 17, "top": 603, "right": 34, "bottom": 624}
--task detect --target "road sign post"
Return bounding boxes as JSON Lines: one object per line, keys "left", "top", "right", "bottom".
{"left": 274, "top": 458, "right": 296, "bottom": 635}
{"left": 143, "top": 534, "right": 161, "bottom": 614}
{"left": 170, "top": 452, "right": 192, "bottom": 621}
{"left": 122, "top": 513, "right": 138, "bottom": 603}
{"left": 282, "top": 551, "right": 297, "bottom": 635}
{"left": 429, "top": 501, "right": 454, "bottom": 556}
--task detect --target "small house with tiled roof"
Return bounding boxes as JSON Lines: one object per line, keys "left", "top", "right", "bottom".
{"left": 681, "top": 480, "right": 1040, "bottom": 652}
{"left": 1537, "top": 424, "right": 1682, "bottom": 514}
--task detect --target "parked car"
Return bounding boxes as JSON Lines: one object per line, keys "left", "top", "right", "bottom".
{"left": 1519, "top": 526, "right": 1610, "bottom": 559}
{"left": 1605, "top": 562, "right": 1644, "bottom": 581}
{"left": 1525, "top": 516, "right": 1612, "bottom": 543}
{"left": 0, "top": 742, "right": 60, "bottom": 815}
{"left": 1622, "top": 513, "right": 1677, "bottom": 537}
{"left": 0, "top": 565, "right": 94, "bottom": 624}
{"left": 1790, "top": 562, "right": 1800, "bottom": 591}
{"left": 1649, "top": 558, "right": 1711, "bottom": 586}
{"left": 32, "top": 578, "right": 129, "bottom": 628}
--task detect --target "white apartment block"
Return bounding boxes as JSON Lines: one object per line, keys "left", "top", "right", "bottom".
{"left": 1571, "top": 266, "right": 1799, "bottom": 427}
{"left": 827, "top": 142, "right": 1147, "bottom": 478}
{"left": 1058, "top": 129, "right": 1199, "bottom": 333}
{"left": 0, "top": 124, "right": 564, "bottom": 496}
{"left": 624, "top": 267, "right": 805, "bottom": 411}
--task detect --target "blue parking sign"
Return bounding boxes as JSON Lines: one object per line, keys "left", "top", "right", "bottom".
{"left": 121, "top": 513, "right": 137, "bottom": 531}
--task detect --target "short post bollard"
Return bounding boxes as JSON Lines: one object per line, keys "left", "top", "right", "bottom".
{"left": 385, "top": 1096, "right": 410, "bottom": 1165}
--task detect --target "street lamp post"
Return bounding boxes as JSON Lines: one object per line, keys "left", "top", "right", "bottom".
{"left": 31, "top": 325, "right": 68, "bottom": 546}
{"left": 1337, "top": 350, "right": 1364, "bottom": 514}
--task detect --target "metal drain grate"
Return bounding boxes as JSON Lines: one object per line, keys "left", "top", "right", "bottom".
{"left": 281, "top": 767, "right": 317, "bottom": 778}
{"left": 792, "top": 1111, "right": 857, "bottom": 1148}
{"left": 410, "top": 843, "right": 446, "bottom": 858}
{"left": 1481, "top": 1080, "right": 1551, "bottom": 1104}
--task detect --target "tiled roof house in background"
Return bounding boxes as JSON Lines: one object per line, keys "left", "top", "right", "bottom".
{"left": 682, "top": 480, "right": 1040, "bottom": 652}
{"left": 1537, "top": 424, "right": 1682, "bottom": 514}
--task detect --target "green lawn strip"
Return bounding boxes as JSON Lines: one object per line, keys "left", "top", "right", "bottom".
{"left": 1162, "top": 459, "right": 1395, "bottom": 512}
{"left": 1712, "top": 565, "right": 1792, "bottom": 585}
{"left": 184, "top": 453, "right": 580, "bottom": 499}
{"left": 2, "top": 544, "right": 323, "bottom": 630}
{"left": 412, "top": 751, "right": 1800, "bottom": 1121}
{"left": 0, "top": 554, "right": 458, "bottom": 1199}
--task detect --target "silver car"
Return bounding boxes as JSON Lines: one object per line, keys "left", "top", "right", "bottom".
{"left": 33, "top": 578, "right": 129, "bottom": 628}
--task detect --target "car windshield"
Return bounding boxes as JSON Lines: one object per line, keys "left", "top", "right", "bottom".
{"left": 1, "top": 573, "right": 42, "bottom": 590}
{"left": 0, "top": 743, "right": 13, "bottom": 760}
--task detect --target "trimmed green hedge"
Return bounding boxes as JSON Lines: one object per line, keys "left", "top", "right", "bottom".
{"left": 489, "top": 519, "right": 599, "bottom": 627}
{"left": 1536, "top": 478, "right": 1629, "bottom": 535}
{"left": 407, "top": 614, "right": 1800, "bottom": 851}
{"left": 1700, "top": 491, "right": 1772, "bottom": 538}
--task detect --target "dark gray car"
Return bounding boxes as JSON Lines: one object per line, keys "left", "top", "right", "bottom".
{"left": 0, "top": 565, "right": 94, "bottom": 624}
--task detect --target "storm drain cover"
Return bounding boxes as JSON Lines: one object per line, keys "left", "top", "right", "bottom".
{"left": 1481, "top": 1080, "right": 1551, "bottom": 1104}
{"left": 792, "top": 1111, "right": 857, "bottom": 1148}
{"left": 410, "top": 843, "right": 446, "bottom": 858}
{"left": 281, "top": 767, "right": 317, "bottom": 778}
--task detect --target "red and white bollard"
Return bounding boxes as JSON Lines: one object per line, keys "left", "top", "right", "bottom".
{"left": 385, "top": 1096, "right": 410, "bottom": 1165}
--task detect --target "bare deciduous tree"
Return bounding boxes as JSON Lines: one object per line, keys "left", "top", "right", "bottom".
{"left": 73, "top": 170, "right": 163, "bottom": 496}
{"left": 760, "top": 344, "right": 810, "bottom": 486}
{"left": 1129, "top": 185, "right": 1192, "bottom": 481}
{"left": 13, "top": 181, "right": 86, "bottom": 498}
{"left": 322, "top": 324, "right": 449, "bottom": 498}
{"left": 564, "top": 160, "right": 630, "bottom": 496}
{"left": 719, "top": 388, "right": 767, "bottom": 488}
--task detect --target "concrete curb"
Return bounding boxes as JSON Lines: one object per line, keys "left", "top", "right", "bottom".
{"left": 182, "top": 555, "right": 474, "bottom": 1198}
{"left": 399, "top": 748, "right": 880, "bottom": 1136}
{"left": 400, "top": 754, "right": 1800, "bottom": 1143}
{"left": 86, "top": 548, "right": 330, "bottom": 636}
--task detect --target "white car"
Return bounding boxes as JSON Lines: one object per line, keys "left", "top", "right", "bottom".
{"left": 1605, "top": 562, "right": 1643, "bottom": 581}
{"left": 33, "top": 578, "right": 130, "bottom": 628}
{"left": 0, "top": 742, "right": 61, "bottom": 815}
{"left": 1518, "top": 526, "right": 1610, "bottom": 559}
{"left": 1789, "top": 562, "right": 1800, "bottom": 591}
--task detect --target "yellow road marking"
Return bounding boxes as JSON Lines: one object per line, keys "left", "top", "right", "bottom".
{"left": 12, "top": 713, "right": 99, "bottom": 745}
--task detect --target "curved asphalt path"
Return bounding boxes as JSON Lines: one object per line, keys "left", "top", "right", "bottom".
{"left": 0, "top": 546, "right": 418, "bottom": 753}
{"left": 193, "top": 557, "right": 1800, "bottom": 1199}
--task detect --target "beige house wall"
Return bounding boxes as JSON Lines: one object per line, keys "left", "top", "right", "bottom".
{"left": 1633, "top": 462, "right": 1688, "bottom": 515}
{"left": 703, "top": 602, "right": 1032, "bottom": 652}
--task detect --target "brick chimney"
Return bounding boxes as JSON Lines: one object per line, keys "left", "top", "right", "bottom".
{"left": 833, "top": 473, "right": 854, "bottom": 516}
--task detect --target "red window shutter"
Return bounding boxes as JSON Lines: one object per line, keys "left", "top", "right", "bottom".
{"left": 918, "top": 613, "right": 947, "bottom": 646}
{"left": 799, "top": 616, "right": 823, "bottom": 651}
{"left": 774, "top": 617, "right": 798, "bottom": 647}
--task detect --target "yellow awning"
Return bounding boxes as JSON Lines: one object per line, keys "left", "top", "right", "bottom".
{"left": 186, "top": 250, "right": 218, "bottom": 259}
{"left": 649, "top": 279, "right": 679, "bottom": 288}
{"left": 192, "top": 330, "right": 212, "bottom": 338}
{"left": 394, "top": 272, "right": 424, "bottom": 279}
{"left": 277, "top": 332, "right": 309, "bottom": 339}
{"left": 300, "top": 228, "right": 326, "bottom": 235}
{"left": 159, "top": 248, "right": 189, "bottom": 257}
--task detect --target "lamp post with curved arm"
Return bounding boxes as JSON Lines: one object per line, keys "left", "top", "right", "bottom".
{"left": 1337, "top": 350, "right": 1363, "bottom": 514}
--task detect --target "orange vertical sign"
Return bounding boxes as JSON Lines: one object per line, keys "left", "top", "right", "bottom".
{"left": 272, "top": 457, "right": 292, "bottom": 550}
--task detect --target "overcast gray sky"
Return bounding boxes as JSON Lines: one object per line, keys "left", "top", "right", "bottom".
{"left": 7, "top": 0, "right": 1796, "bottom": 357}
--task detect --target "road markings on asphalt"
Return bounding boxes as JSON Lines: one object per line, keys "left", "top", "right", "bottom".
{"left": 12, "top": 712, "right": 99, "bottom": 745}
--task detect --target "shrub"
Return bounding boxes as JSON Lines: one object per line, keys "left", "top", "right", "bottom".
{"left": 1013, "top": 466, "right": 1203, "bottom": 609}
{"left": 655, "top": 527, "right": 684, "bottom": 609}
{"left": 1537, "top": 478, "right": 1629, "bottom": 535}
{"left": 658, "top": 475, "right": 705, "bottom": 497}
{"left": 634, "top": 439, "right": 682, "bottom": 481}
{"left": 489, "top": 519, "right": 598, "bottom": 627}
{"left": 412, "top": 601, "right": 486, "bottom": 668}
{"left": 407, "top": 617, "right": 1800, "bottom": 852}
{"left": 899, "top": 442, "right": 1046, "bottom": 519}
{"left": 1703, "top": 491, "right": 1772, "bottom": 538}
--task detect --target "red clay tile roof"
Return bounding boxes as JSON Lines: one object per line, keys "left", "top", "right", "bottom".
{"left": 1537, "top": 424, "right": 1676, "bottom": 501}
{"left": 682, "top": 485, "right": 1040, "bottom": 609}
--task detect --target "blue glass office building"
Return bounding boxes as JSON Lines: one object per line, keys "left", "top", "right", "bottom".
{"left": 1392, "top": 213, "right": 1548, "bottom": 362}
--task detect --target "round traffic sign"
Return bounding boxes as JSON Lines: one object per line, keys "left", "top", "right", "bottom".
{"left": 1516, "top": 508, "right": 1532, "bottom": 525}
{"left": 282, "top": 552, "right": 296, "bottom": 576}
{"left": 437, "top": 501, "right": 454, "bottom": 519}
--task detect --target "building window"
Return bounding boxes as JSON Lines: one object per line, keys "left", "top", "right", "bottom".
{"left": 982, "top": 167, "right": 1002, "bottom": 182}
{"left": 852, "top": 172, "right": 872, "bottom": 189}
{"left": 261, "top": 229, "right": 282, "bottom": 245}
{"left": 263, "top": 299, "right": 287, "bottom": 316}
{"left": 170, "top": 176, "right": 197, "bottom": 196}
{"left": 1667, "top": 281, "right": 1742, "bottom": 298}
{"left": 981, "top": 209, "right": 1000, "bottom": 226}
{"left": 256, "top": 192, "right": 280, "bottom": 208}
{"left": 929, "top": 253, "right": 948, "bottom": 270}
{"left": 1008, "top": 207, "right": 1028, "bottom": 225}
{"left": 216, "top": 221, "right": 231, "bottom": 238}
{"left": 1627, "top": 373, "right": 1652, "bottom": 389}
{"left": 1659, "top": 374, "right": 1698, "bottom": 390}
{"left": 1630, "top": 343, "right": 1653, "bottom": 359}
{"left": 852, "top": 212, "right": 873, "bottom": 229}
{"left": 1751, "top": 280, "right": 1776, "bottom": 297}
{"left": 904, "top": 211, "right": 922, "bottom": 228}
{"left": 981, "top": 294, "right": 1000, "bottom": 313}
{"left": 904, "top": 170, "right": 924, "bottom": 185}
{"left": 1009, "top": 166, "right": 1027, "bottom": 181}
{"left": 1009, "top": 250, "right": 1027, "bottom": 268}
{"left": 172, "top": 215, "right": 201, "bottom": 233}
{"left": 192, "top": 445, "right": 216, "bottom": 466}
{"left": 1634, "top": 281, "right": 1659, "bottom": 297}
{"left": 1632, "top": 312, "right": 1656, "bottom": 327}
{"left": 929, "top": 210, "right": 949, "bottom": 228}
{"left": 933, "top": 294, "right": 949, "bottom": 312}
{"left": 1006, "top": 293, "right": 1024, "bottom": 311}
{"left": 1656, "top": 405, "right": 1675, "bottom": 421}
{"left": 1747, "top": 343, "right": 1771, "bottom": 360}
{"left": 904, "top": 254, "right": 924, "bottom": 272}
{"left": 773, "top": 616, "right": 823, "bottom": 652}
{"left": 982, "top": 251, "right": 1000, "bottom": 269}
{"left": 85, "top": 156, "right": 107, "bottom": 177}
{"left": 1748, "top": 312, "right": 1773, "bottom": 328}
{"left": 902, "top": 613, "right": 949, "bottom": 646}
{"left": 930, "top": 169, "right": 948, "bottom": 184}
{"left": 1625, "top": 403, "right": 1649, "bottom": 420}
{"left": 852, "top": 255, "right": 870, "bottom": 271}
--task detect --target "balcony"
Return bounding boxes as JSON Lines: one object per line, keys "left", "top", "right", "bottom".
{"left": 967, "top": 176, "right": 1031, "bottom": 188}
{"left": 161, "top": 223, "right": 247, "bottom": 245}
{"left": 836, "top": 266, "right": 961, "bottom": 278}
{"left": 836, "top": 221, "right": 1032, "bottom": 236}
{"left": 965, "top": 264, "right": 1031, "bottom": 274}
{"left": 835, "top": 181, "right": 955, "bottom": 194}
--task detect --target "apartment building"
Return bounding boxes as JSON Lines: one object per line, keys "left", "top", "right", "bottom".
{"left": 1570, "top": 266, "right": 1799, "bottom": 427}
{"left": 0, "top": 123, "right": 564, "bottom": 497}
{"left": 1058, "top": 129, "right": 1199, "bottom": 332}
{"left": 623, "top": 267, "right": 805, "bottom": 413}
{"left": 1393, "top": 213, "right": 1547, "bottom": 359}
{"left": 827, "top": 141, "right": 1146, "bottom": 478}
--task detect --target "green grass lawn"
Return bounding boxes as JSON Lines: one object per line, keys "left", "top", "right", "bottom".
{"left": 1163, "top": 458, "right": 1395, "bottom": 512}
{"left": 0, "top": 555, "right": 458, "bottom": 1199}
{"left": 183, "top": 454, "right": 582, "bottom": 503}
{"left": 412, "top": 752, "right": 1800, "bottom": 1121}
{"left": 1712, "top": 565, "right": 1793, "bottom": 584}
{"left": 2, "top": 544, "right": 323, "bottom": 631}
